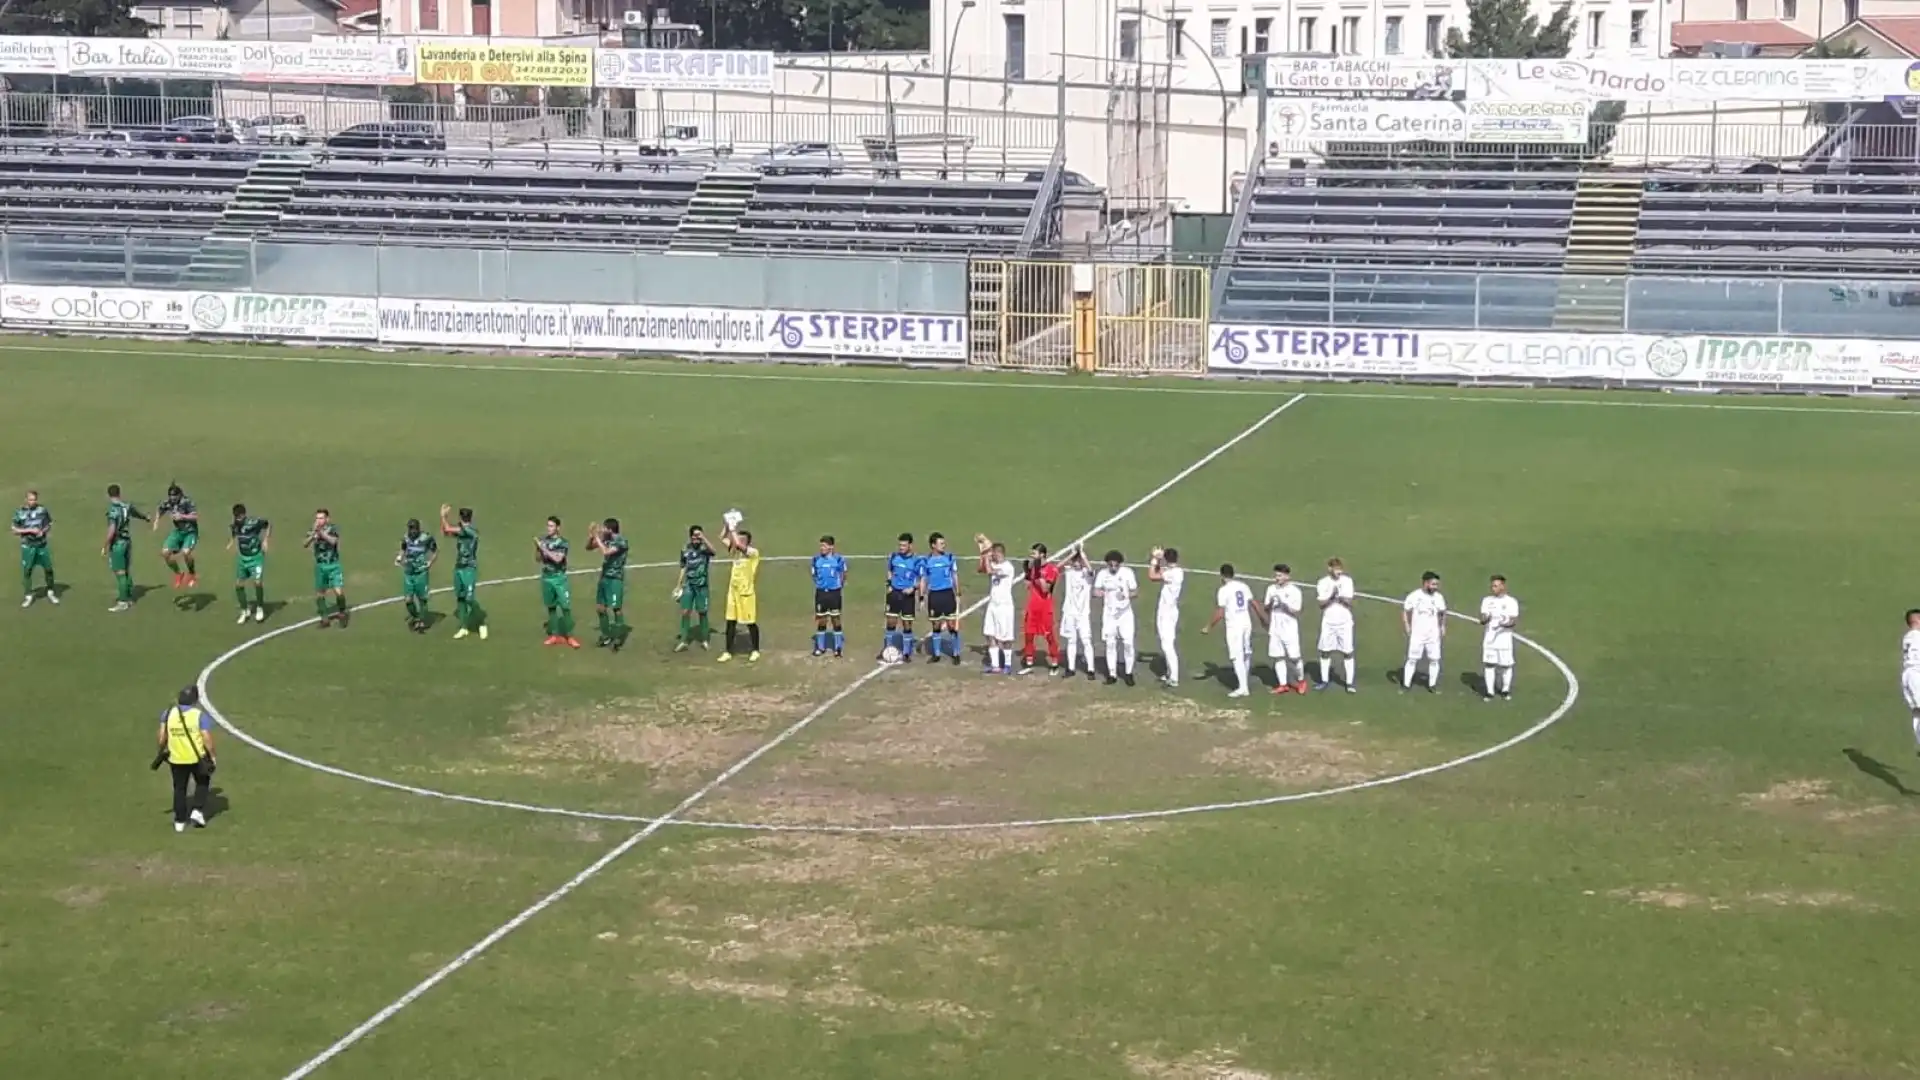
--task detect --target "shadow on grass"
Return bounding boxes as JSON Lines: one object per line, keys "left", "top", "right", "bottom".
{"left": 1844, "top": 747, "right": 1918, "bottom": 797}
{"left": 173, "top": 592, "right": 216, "bottom": 613}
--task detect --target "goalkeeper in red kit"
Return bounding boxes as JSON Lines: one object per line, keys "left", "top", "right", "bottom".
{"left": 1020, "top": 542, "right": 1062, "bottom": 673}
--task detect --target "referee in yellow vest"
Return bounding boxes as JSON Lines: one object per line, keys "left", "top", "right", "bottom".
{"left": 153, "top": 686, "right": 215, "bottom": 833}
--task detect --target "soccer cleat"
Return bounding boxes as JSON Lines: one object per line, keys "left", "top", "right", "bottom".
{"left": 109, "top": 601, "right": 130, "bottom": 613}
{"left": 1227, "top": 688, "right": 1250, "bottom": 699}
{"left": 717, "top": 652, "right": 732, "bottom": 663}
{"left": 1344, "top": 684, "right": 1358, "bottom": 694}
{"left": 674, "top": 641, "right": 689, "bottom": 652}
{"left": 189, "top": 809, "right": 206, "bottom": 828}
{"left": 564, "top": 637, "right": 582, "bottom": 649}
{"left": 184, "top": 575, "right": 197, "bottom": 588}
{"left": 812, "top": 648, "right": 825, "bottom": 658}
{"left": 174, "top": 821, "right": 186, "bottom": 834}
{"left": 1272, "top": 683, "right": 1293, "bottom": 695}
{"left": 926, "top": 651, "right": 941, "bottom": 664}
{"left": 253, "top": 607, "right": 265, "bottom": 623}
{"left": 543, "top": 635, "right": 563, "bottom": 646}
{"left": 1103, "top": 675, "right": 1117, "bottom": 686}
{"left": 171, "top": 573, "right": 183, "bottom": 590}
{"left": 981, "top": 666, "right": 998, "bottom": 676}
{"left": 46, "top": 591, "right": 58, "bottom": 606}
{"left": 19, "top": 594, "right": 32, "bottom": 608}
{"left": 1427, "top": 684, "right": 1439, "bottom": 695}
{"left": 453, "top": 628, "right": 470, "bottom": 639}
{"left": 748, "top": 651, "right": 760, "bottom": 662}
{"left": 236, "top": 611, "right": 249, "bottom": 625}
{"left": 1085, "top": 669, "right": 1097, "bottom": 682}
{"left": 1164, "top": 679, "right": 1179, "bottom": 689}
{"left": 1294, "top": 681, "right": 1310, "bottom": 694}
{"left": 1312, "top": 682, "right": 1328, "bottom": 692}
{"left": 477, "top": 625, "right": 487, "bottom": 640}
{"left": 1499, "top": 691, "right": 1513, "bottom": 701}
{"left": 698, "top": 638, "right": 709, "bottom": 650}
{"left": 1122, "top": 673, "right": 1136, "bottom": 687}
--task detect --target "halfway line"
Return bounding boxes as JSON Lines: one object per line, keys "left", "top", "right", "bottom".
{"left": 275, "top": 392, "right": 1308, "bottom": 1079}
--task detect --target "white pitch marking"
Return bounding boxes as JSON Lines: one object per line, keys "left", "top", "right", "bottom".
{"left": 264, "top": 393, "right": 1307, "bottom": 1079}
{"left": 14, "top": 337, "right": 1920, "bottom": 416}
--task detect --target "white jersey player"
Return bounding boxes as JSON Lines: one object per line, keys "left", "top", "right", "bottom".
{"left": 1058, "top": 548, "right": 1097, "bottom": 680}
{"left": 977, "top": 540, "right": 1018, "bottom": 676}
{"left": 1264, "top": 563, "right": 1307, "bottom": 695}
{"left": 1902, "top": 609, "right": 1920, "bottom": 747}
{"left": 1401, "top": 572, "right": 1448, "bottom": 692}
{"left": 1315, "top": 557, "right": 1358, "bottom": 693}
{"left": 1203, "top": 564, "right": 1266, "bottom": 697}
{"left": 1148, "top": 546, "right": 1185, "bottom": 688}
{"left": 1093, "top": 549, "right": 1139, "bottom": 685}
{"left": 1479, "top": 575, "right": 1522, "bottom": 701}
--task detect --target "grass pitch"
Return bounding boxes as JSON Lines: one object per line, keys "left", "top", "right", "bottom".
{"left": 3, "top": 338, "right": 1920, "bottom": 1079}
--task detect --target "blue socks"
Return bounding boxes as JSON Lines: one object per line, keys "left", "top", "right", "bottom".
{"left": 904, "top": 630, "right": 916, "bottom": 656}
{"left": 832, "top": 631, "right": 844, "bottom": 654}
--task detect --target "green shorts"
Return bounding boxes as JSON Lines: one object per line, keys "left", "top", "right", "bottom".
{"left": 19, "top": 545, "right": 51, "bottom": 573}
{"left": 163, "top": 529, "right": 197, "bottom": 553}
{"left": 679, "top": 583, "right": 709, "bottom": 613}
{"left": 108, "top": 539, "right": 131, "bottom": 573}
{"left": 453, "top": 566, "right": 477, "bottom": 603}
{"left": 402, "top": 571, "right": 429, "bottom": 599}
{"left": 313, "top": 562, "right": 344, "bottom": 593}
{"left": 235, "top": 553, "right": 264, "bottom": 583}
{"left": 541, "top": 576, "right": 571, "bottom": 610}
{"left": 596, "top": 578, "right": 624, "bottom": 609}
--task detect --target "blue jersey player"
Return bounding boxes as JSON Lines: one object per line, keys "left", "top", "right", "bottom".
{"left": 811, "top": 535, "right": 848, "bottom": 658}
{"left": 921, "top": 533, "right": 962, "bottom": 664}
{"left": 882, "top": 532, "right": 923, "bottom": 662}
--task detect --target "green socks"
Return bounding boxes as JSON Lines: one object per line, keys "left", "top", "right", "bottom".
{"left": 236, "top": 586, "right": 249, "bottom": 611}
{"left": 316, "top": 595, "right": 330, "bottom": 619}
{"left": 117, "top": 575, "right": 133, "bottom": 602}
{"left": 252, "top": 586, "right": 264, "bottom": 610}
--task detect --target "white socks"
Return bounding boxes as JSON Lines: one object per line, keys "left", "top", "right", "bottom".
{"left": 1485, "top": 666, "right": 1497, "bottom": 695}
{"left": 1343, "top": 657, "right": 1355, "bottom": 687}
{"left": 1913, "top": 713, "right": 1920, "bottom": 746}
{"left": 1164, "top": 642, "right": 1180, "bottom": 684}
{"left": 1318, "top": 657, "right": 1330, "bottom": 683}
{"left": 1106, "top": 641, "right": 1118, "bottom": 677}
{"left": 1231, "top": 653, "right": 1250, "bottom": 694}
{"left": 1485, "top": 666, "right": 1515, "bottom": 695}
{"left": 1403, "top": 660, "right": 1417, "bottom": 689}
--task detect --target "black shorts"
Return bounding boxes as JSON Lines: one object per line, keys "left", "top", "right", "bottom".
{"left": 926, "top": 587, "right": 957, "bottom": 619}
{"left": 814, "top": 588, "right": 843, "bottom": 616}
{"left": 886, "top": 588, "right": 917, "bottom": 619}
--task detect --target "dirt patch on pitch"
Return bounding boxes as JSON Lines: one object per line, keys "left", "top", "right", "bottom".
{"left": 1203, "top": 729, "right": 1389, "bottom": 786}
{"left": 1125, "top": 1047, "right": 1289, "bottom": 1080}
{"left": 704, "top": 825, "right": 1160, "bottom": 892}
{"left": 1605, "top": 886, "right": 1881, "bottom": 913}
{"left": 1741, "top": 778, "right": 1834, "bottom": 807}
{"left": 654, "top": 971, "right": 981, "bottom": 1026}
{"left": 500, "top": 689, "right": 808, "bottom": 778}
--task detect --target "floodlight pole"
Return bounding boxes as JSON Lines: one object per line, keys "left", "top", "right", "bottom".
{"left": 940, "top": 0, "right": 978, "bottom": 174}
{"left": 1123, "top": 6, "right": 1232, "bottom": 213}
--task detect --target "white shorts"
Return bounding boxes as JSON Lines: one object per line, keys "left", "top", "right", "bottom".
{"left": 1317, "top": 619, "right": 1354, "bottom": 655}
{"left": 1103, "top": 613, "right": 1136, "bottom": 646}
{"left": 982, "top": 601, "right": 1016, "bottom": 641}
{"left": 1482, "top": 640, "right": 1515, "bottom": 667}
{"left": 1061, "top": 608, "right": 1092, "bottom": 641}
{"left": 1904, "top": 668, "right": 1920, "bottom": 711}
{"left": 1406, "top": 634, "right": 1441, "bottom": 663}
{"left": 1268, "top": 623, "right": 1302, "bottom": 660}
{"left": 1225, "top": 622, "right": 1253, "bottom": 661}
{"left": 1155, "top": 612, "right": 1179, "bottom": 648}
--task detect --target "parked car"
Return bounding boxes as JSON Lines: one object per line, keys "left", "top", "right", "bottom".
{"left": 752, "top": 141, "right": 843, "bottom": 176}
{"left": 324, "top": 121, "right": 446, "bottom": 160}
{"left": 250, "top": 114, "right": 310, "bottom": 145}
{"left": 134, "top": 116, "right": 240, "bottom": 158}
{"left": 61, "top": 129, "right": 137, "bottom": 157}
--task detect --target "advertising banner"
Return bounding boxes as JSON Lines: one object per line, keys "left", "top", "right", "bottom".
{"left": 187, "top": 292, "right": 378, "bottom": 340}
{"left": 593, "top": 49, "right": 775, "bottom": 92}
{"left": 1262, "top": 57, "right": 1461, "bottom": 97}
{"left": 766, "top": 310, "right": 968, "bottom": 361}
{"left": 1205, "top": 324, "right": 1895, "bottom": 389}
{"left": 1464, "top": 57, "right": 1920, "bottom": 103}
{"left": 1269, "top": 98, "right": 1590, "bottom": 144}
{"left": 54, "top": 37, "right": 412, "bottom": 83}
{"left": 415, "top": 43, "right": 592, "bottom": 87}
{"left": 568, "top": 304, "right": 768, "bottom": 355}
{"left": 0, "top": 285, "right": 189, "bottom": 333}
{"left": 0, "top": 36, "right": 63, "bottom": 74}
{"left": 376, "top": 298, "right": 573, "bottom": 348}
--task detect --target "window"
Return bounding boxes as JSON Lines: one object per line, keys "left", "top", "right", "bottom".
{"left": 1254, "top": 16, "right": 1271, "bottom": 53}
{"left": 1783, "top": 0, "right": 1798, "bottom": 17}
{"left": 1425, "top": 14, "right": 1444, "bottom": 55}
{"left": 1297, "top": 15, "right": 1316, "bottom": 51}
{"left": 1240, "top": 25, "right": 1248, "bottom": 54}
{"left": 1004, "top": 14, "right": 1026, "bottom": 80}
{"left": 1341, "top": 15, "right": 1361, "bottom": 54}
{"left": 1119, "top": 18, "right": 1138, "bottom": 60}
{"left": 1587, "top": 10, "right": 1604, "bottom": 48}
{"left": 1733, "top": 0, "right": 1747, "bottom": 19}
{"left": 1384, "top": 14, "right": 1403, "bottom": 54}
{"left": 1210, "top": 17, "right": 1229, "bottom": 58}
{"left": 1629, "top": 9, "right": 1646, "bottom": 47}
{"left": 1845, "top": 0, "right": 1858, "bottom": 21}
{"left": 1170, "top": 18, "right": 1185, "bottom": 57}
{"left": 134, "top": 5, "right": 164, "bottom": 27}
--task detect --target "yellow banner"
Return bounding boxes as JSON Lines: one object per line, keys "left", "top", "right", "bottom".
{"left": 415, "top": 44, "right": 591, "bottom": 87}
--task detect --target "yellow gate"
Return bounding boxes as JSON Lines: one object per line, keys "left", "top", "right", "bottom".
{"left": 969, "top": 260, "right": 1210, "bottom": 374}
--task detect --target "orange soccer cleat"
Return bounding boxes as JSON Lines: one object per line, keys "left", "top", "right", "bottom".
{"left": 543, "top": 635, "right": 563, "bottom": 646}
{"left": 563, "top": 637, "right": 582, "bottom": 649}
{"left": 1294, "top": 680, "right": 1310, "bottom": 694}
{"left": 1271, "top": 683, "right": 1292, "bottom": 695}
{"left": 171, "top": 573, "right": 183, "bottom": 589}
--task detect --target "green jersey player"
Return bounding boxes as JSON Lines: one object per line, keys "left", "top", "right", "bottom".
{"left": 673, "top": 525, "right": 714, "bottom": 651}
{"left": 587, "top": 518, "right": 629, "bottom": 649}
{"left": 303, "top": 509, "right": 347, "bottom": 628}
{"left": 395, "top": 518, "right": 438, "bottom": 633}
{"left": 101, "top": 484, "right": 150, "bottom": 612}
{"left": 12, "top": 489, "right": 55, "bottom": 608}
{"left": 227, "top": 504, "right": 271, "bottom": 624}
{"left": 535, "top": 516, "right": 578, "bottom": 648}
{"left": 154, "top": 483, "right": 200, "bottom": 589}
{"left": 439, "top": 504, "right": 487, "bottom": 640}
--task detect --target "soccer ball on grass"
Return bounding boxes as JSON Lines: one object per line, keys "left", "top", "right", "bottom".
{"left": 880, "top": 645, "right": 902, "bottom": 664}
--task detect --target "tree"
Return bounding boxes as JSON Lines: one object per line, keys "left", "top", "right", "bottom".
{"left": 0, "top": 0, "right": 152, "bottom": 37}
{"left": 669, "top": 0, "right": 927, "bottom": 53}
{"left": 1443, "top": 0, "right": 1575, "bottom": 58}
{"left": 1804, "top": 35, "right": 1871, "bottom": 129}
